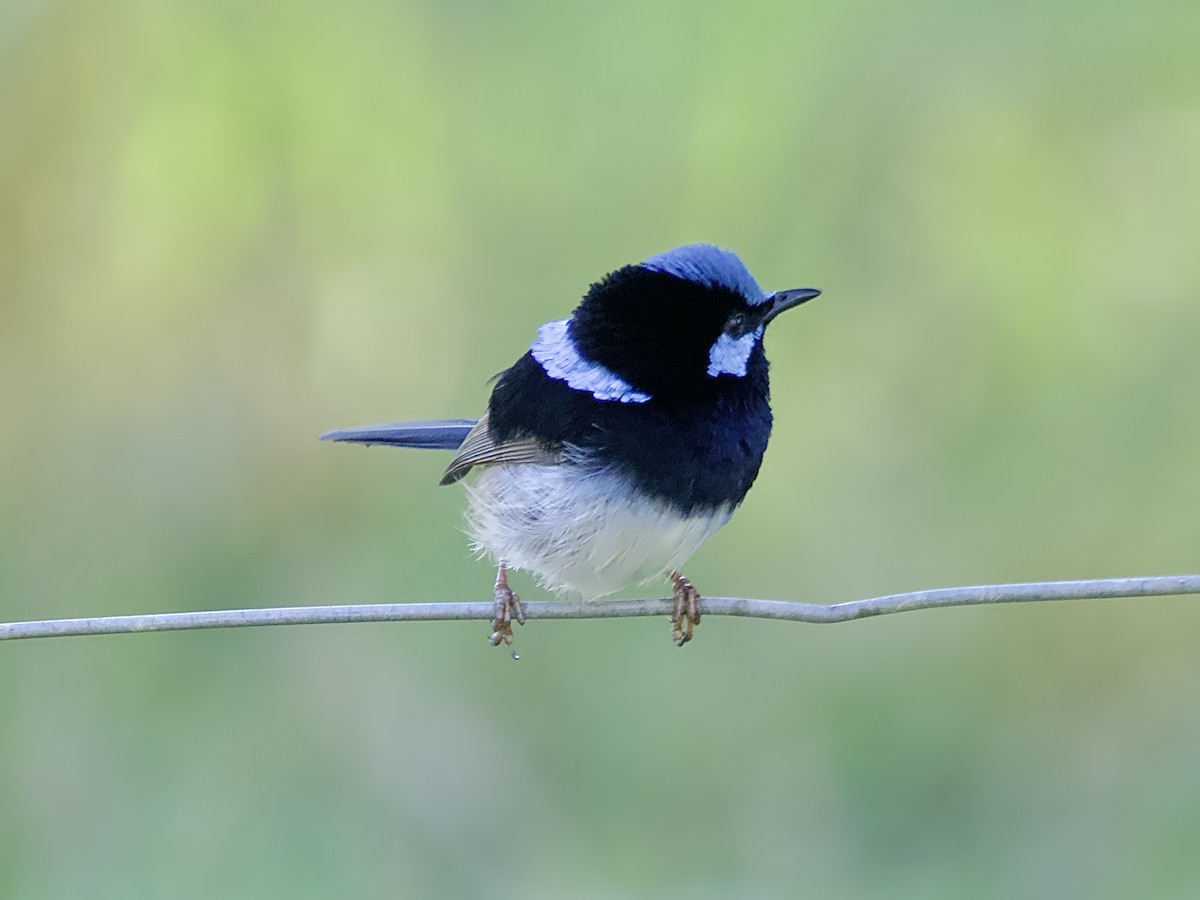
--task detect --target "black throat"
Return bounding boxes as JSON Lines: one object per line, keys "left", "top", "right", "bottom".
{"left": 568, "top": 265, "right": 754, "bottom": 402}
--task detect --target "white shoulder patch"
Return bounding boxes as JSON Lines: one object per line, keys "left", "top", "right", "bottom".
{"left": 530, "top": 319, "right": 652, "bottom": 404}
{"left": 707, "top": 326, "right": 763, "bottom": 377}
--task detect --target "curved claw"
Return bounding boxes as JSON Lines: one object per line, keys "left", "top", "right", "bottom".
{"left": 669, "top": 572, "right": 702, "bottom": 647}
{"left": 489, "top": 562, "right": 525, "bottom": 647}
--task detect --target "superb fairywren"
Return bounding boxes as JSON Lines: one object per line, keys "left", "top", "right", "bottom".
{"left": 322, "top": 243, "right": 820, "bottom": 647}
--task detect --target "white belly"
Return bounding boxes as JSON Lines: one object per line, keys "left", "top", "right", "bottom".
{"left": 464, "top": 463, "right": 733, "bottom": 599}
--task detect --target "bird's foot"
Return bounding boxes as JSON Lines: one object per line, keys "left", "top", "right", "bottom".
{"left": 669, "top": 571, "right": 702, "bottom": 647}
{"left": 489, "top": 562, "right": 525, "bottom": 648}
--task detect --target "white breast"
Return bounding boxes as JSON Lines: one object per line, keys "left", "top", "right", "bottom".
{"left": 463, "top": 462, "right": 733, "bottom": 600}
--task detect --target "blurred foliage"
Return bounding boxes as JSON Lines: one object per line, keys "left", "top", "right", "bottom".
{"left": 2, "top": 0, "right": 1199, "bottom": 897}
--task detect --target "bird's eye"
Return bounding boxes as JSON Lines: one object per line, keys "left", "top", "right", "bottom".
{"left": 724, "top": 313, "right": 747, "bottom": 336}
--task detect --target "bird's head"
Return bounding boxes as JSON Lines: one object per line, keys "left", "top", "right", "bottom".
{"left": 561, "top": 243, "right": 819, "bottom": 400}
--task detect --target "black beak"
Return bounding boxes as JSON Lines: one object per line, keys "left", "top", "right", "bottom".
{"left": 762, "top": 288, "right": 821, "bottom": 326}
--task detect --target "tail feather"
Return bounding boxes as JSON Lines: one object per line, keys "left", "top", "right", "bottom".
{"left": 320, "top": 419, "right": 477, "bottom": 450}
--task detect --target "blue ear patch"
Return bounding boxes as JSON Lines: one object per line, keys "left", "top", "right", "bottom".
{"left": 531, "top": 319, "right": 652, "bottom": 403}
{"left": 707, "top": 327, "right": 764, "bottom": 378}
{"left": 641, "top": 243, "right": 767, "bottom": 306}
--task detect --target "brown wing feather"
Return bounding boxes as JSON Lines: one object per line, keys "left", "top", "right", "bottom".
{"left": 439, "top": 412, "right": 562, "bottom": 485}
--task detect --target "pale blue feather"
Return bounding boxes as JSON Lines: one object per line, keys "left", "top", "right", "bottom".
{"left": 640, "top": 243, "right": 767, "bottom": 306}
{"left": 530, "top": 319, "right": 652, "bottom": 404}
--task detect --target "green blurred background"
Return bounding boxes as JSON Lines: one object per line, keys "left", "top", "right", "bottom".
{"left": 2, "top": 0, "right": 1199, "bottom": 897}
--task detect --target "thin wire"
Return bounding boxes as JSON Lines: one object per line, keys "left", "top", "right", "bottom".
{"left": 1, "top": 575, "right": 1197, "bottom": 642}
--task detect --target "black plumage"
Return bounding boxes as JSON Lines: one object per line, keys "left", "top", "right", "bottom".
{"left": 322, "top": 243, "right": 820, "bottom": 647}
{"left": 485, "top": 348, "right": 772, "bottom": 515}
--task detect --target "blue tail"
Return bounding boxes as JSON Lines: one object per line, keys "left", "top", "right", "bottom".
{"left": 320, "top": 419, "right": 476, "bottom": 450}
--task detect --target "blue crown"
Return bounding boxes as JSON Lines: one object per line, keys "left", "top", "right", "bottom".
{"left": 640, "top": 243, "right": 766, "bottom": 305}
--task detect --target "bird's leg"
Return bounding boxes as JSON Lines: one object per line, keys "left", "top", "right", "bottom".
{"left": 669, "top": 571, "right": 702, "bottom": 647}
{"left": 489, "top": 561, "right": 525, "bottom": 647}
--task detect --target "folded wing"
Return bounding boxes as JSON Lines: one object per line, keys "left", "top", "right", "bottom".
{"left": 439, "top": 413, "right": 562, "bottom": 485}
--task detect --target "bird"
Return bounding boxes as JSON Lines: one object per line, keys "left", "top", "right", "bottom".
{"left": 322, "top": 243, "right": 820, "bottom": 648}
